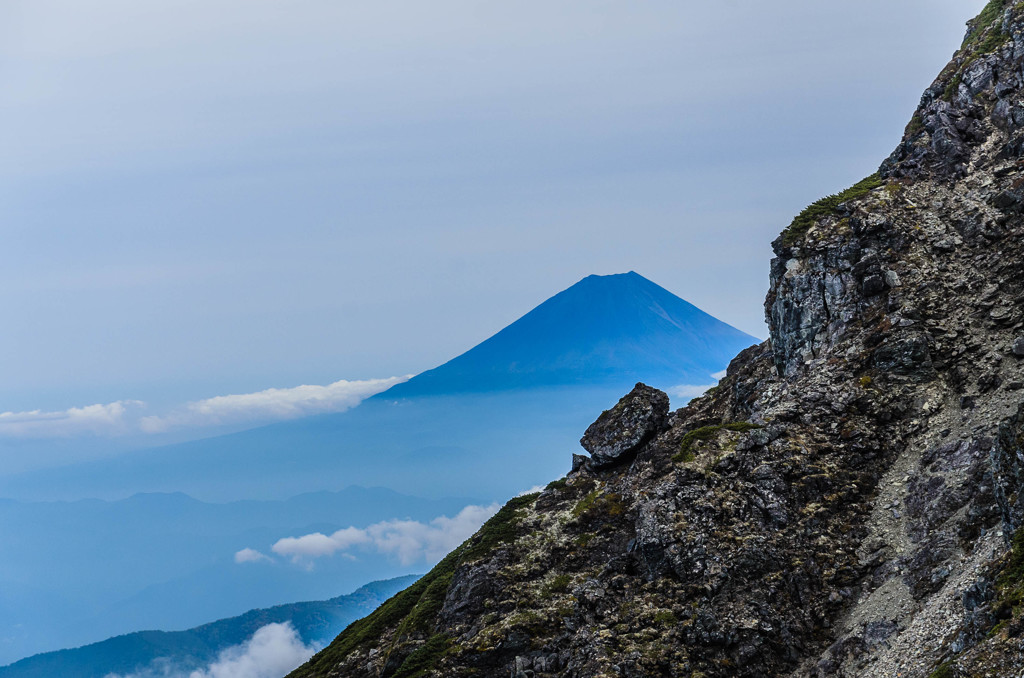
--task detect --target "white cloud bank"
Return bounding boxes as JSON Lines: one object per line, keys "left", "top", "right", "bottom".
{"left": 106, "top": 622, "right": 316, "bottom": 678}
{"left": 139, "top": 376, "right": 410, "bottom": 433}
{"left": 0, "top": 376, "right": 408, "bottom": 439}
{"left": 262, "top": 503, "right": 499, "bottom": 567}
{"left": 0, "top": 400, "right": 145, "bottom": 438}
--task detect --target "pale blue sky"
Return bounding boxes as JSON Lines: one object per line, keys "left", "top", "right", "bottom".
{"left": 0, "top": 0, "right": 987, "bottom": 416}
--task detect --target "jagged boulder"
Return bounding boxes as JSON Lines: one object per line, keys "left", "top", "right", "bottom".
{"left": 579, "top": 383, "right": 668, "bottom": 469}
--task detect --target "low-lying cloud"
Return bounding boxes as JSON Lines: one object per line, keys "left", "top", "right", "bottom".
{"left": 233, "top": 547, "right": 273, "bottom": 564}
{"left": 263, "top": 503, "right": 499, "bottom": 567}
{"left": 0, "top": 376, "right": 408, "bottom": 439}
{"left": 106, "top": 622, "right": 316, "bottom": 678}
{"left": 139, "top": 376, "right": 410, "bottom": 433}
{"left": 0, "top": 400, "right": 144, "bottom": 438}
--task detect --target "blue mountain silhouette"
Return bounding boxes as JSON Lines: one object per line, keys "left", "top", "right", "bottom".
{"left": 382, "top": 271, "right": 754, "bottom": 397}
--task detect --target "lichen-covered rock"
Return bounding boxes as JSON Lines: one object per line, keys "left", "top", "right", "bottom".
{"left": 579, "top": 383, "right": 669, "bottom": 469}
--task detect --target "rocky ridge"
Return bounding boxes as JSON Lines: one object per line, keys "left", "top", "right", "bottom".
{"left": 288, "top": 2, "right": 1024, "bottom": 676}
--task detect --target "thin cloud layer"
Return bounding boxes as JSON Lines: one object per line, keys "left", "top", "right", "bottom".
{"left": 0, "top": 400, "right": 144, "bottom": 438}
{"left": 0, "top": 376, "right": 408, "bottom": 439}
{"left": 233, "top": 547, "right": 272, "bottom": 564}
{"left": 269, "top": 503, "right": 499, "bottom": 567}
{"left": 139, "top": 376, "right": 410, "bottom": 433}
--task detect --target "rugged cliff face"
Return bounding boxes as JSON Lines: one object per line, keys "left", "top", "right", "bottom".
{"left": 288, "top": 3, "right": 1024, "bottom": 677}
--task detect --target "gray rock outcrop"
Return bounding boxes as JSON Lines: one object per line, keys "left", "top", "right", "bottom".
{"left": 579, "top": 383, "right": 669, "bottom": 469}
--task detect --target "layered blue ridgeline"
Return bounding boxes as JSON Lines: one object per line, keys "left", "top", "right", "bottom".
{"left": 381, "top": 271, "right": 755, "bottom": 397}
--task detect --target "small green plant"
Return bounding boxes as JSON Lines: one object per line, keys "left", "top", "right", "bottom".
{"left": 991, "top": 525, "right": 1024, "bottom": 628}
{"left": 502, "top": 610, "right": 549, "bottom": 637}
{"left": 672, "top": 422, "right": 761, "bottom": 463}
{"left": 906, "top": 114, "right": 925, "bottom": 137}
{"left": 652, "top": 610, "right": 677, "bottom": 626}
{"left": 941, "top": 0, "right": 1013, "bottom": 102}
{"left": 780, "top": 174, "right": 883, "bottom": 246}
{"left": 927, "top": 661, "right": 955, "bottom": 678}
{"left": 883, "top": 182, "right": 903, "bottom": 198}
{"left": 545, "top": 478, "right": 568, "bottom": 492}
{"left": 962, "top": 0, "right": 1010, "bottom": 54}
{"left": 545, "top": 573, "right": 572, "bottom": 594}
{"left": 391, "top": 634, "right": 452, "bottom": 678}
{"left": 572, "top": 490, "right": 600, "bottom": 518}
{"left": 572, "top": 490, "right": 626, "bottom": 520}
{"left": 943, "top": 71, "right": 965, "bottom": 102}
{"left": 859, "top": 375, "right": 873, "bottom": 388}
{"left": 573, "top": 532, "right": 595, "bottom": 549}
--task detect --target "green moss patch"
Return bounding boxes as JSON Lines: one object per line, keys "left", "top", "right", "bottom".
{"left": 962, "top": 0, "right": 1011, "bottom": 54}
{"left": 572, "top": 490, "right": 626, "bottom": 521}
{"left": 545, "top": 573, "right": 572, "bottom": 595}
{"left": 991, "top": 525, "right": 1024, "bottom": 634}
{"left": 672, "top": 422, "right": 761, "bottom": 463}
{"left": 780, "top": 174, "right": 883, "bottom": 247}
{"left": 545, "top": 478, "right": 568, "bottom": 492}
{"left": 941, "top": 0, "right": 1015, "bottom": 102}
{"left": 391, "top": 634, "right": 452, "bottom": 678}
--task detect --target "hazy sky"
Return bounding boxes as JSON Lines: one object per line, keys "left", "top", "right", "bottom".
{"left": 1, "top": 0, "right": 987, "bottom": 415}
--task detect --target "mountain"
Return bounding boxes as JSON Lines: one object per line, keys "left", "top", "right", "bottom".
{"left": 381, "top": 271, "right": 755, "bottom": 397}
{"left": 0, "top": 273, "right": 754, "bottom": 503}
{"left": 287, "top": 4, "right": 1024, "bottom": 677}
{"left": 0, "top": 576, "right": 418, "bottom": 678}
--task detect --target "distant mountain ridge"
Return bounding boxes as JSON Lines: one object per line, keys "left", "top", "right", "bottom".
{"left": 0, "top": 576, "right": 418, "bottom": 678}
{"left": 380, "top": 271, "right": 756, "bottom": 397}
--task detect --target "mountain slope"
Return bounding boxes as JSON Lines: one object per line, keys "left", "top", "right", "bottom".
{"left": 287, "top": 4, "right": 1024, "bottom": 676}
{"left": 0, "top": 576, "right": 418, "bottom": 678}
{"left": 381, "top": 271, "right": 756, "bottom": 397}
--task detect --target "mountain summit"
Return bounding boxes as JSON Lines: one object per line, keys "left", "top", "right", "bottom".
{"left": 382, "top": 272, "right": 755, "bottom": 397}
